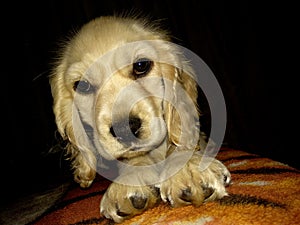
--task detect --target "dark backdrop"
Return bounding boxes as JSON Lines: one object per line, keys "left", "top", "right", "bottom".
{"left": 3, "top": 0, "right": 286, "bottom": 204}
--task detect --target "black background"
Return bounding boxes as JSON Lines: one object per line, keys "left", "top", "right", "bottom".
{"left": 2, "top": 0, "right": 288, "bottom": 204}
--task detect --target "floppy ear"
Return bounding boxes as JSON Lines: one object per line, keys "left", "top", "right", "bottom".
{"left": 50, "top": 59, "right": 98, "bottom": 178}
{"left": 49, "top": 62, "right": 74, "bottom": 143}
{"left": 164, "top": 62, "right": 207, "bottom": 151}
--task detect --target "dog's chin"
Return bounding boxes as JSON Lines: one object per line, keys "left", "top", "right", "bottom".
{"left": 117, "top": 137, "right": 167, "bottom": 159}
{"left": 98, "top": 132, "right": 168, "bottom": 160}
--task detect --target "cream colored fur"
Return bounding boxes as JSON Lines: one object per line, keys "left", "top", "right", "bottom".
{"left": 50, "top": 15, "right": 231, "bottom": 223}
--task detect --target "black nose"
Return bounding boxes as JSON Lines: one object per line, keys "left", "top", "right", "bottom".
{"left": 110, "top": 117, "right": 142, "bottom": 145}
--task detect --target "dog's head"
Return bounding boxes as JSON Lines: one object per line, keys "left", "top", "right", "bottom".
{"left": 50, "top": 16, "right": 203, "bottom": 162}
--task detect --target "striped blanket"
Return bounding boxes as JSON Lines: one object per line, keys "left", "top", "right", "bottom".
{"left": 30, "top": 148, "right": 300, "bottom": 225}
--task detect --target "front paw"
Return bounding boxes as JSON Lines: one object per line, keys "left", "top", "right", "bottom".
{"left": 160, "top": 153, "right": 231, "bottom": 207}
{"left": 100, "top": 182, "right": 160, "bottom": 223}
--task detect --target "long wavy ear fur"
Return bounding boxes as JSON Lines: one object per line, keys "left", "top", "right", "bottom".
{"left": 164, "top": 59, "right": 207, "bottom": 152}
{"left": 50, "top": 65, "right": 70, "bottom": 139}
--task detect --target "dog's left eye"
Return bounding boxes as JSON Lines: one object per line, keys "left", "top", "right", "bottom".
{"left": 73, "top": 80, "right": 94, "bottom": 94}
{"left": 133, "top": 58, "right": 153, "bottom": 77}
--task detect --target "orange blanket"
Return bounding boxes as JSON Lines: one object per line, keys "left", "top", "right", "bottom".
{"left": 31, "top": 148, "right": 300, "bottom": 225}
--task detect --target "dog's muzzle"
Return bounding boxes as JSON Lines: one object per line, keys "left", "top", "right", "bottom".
{"left": 108, "top": 115, "right": 167, "bottom": 151}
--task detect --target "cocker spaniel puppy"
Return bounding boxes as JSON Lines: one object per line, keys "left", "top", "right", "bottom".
{"left": 50, "top": 15, "right": 231, "bottom": 223}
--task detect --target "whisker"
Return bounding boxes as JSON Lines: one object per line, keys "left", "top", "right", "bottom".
{"left": 32, "top": 70, "right": 49, "bottom": 82}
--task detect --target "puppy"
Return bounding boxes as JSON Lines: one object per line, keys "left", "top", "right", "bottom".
{"left": 49, "top": 15, "right": 231, "bottom": 223}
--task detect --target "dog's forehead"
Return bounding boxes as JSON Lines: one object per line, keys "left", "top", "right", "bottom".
{"left": 63, "top": 17, "right": 184, "bottom": 82}
{"left": 69, "top": 17, "right": 164, "bottom": 59}
{"left": 66, "top": 42, "right": 153, "bottom": 82}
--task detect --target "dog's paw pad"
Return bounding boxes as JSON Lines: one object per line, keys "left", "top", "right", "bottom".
{"left": 129, "top": 195, "right": 148, "bottom": 209}
{"left": 180, "top": 187, "right": 192, "bottom": 203}
{"left": 202, "top": 186, "right": 214, "bottom": 201}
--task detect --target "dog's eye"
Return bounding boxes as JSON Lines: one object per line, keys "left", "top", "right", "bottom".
{"left": 133, "top": 58, "right": 153, "bottom": 77}
{"left": 73, "top": 80, "right": 94, "bottom": 94}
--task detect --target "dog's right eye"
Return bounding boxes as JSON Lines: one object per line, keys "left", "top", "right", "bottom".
{"left": 132, "top": 58, "right": 153, "bottom": 78}
{"left": 73, "top": 80, "right": 94, "bottom": 94}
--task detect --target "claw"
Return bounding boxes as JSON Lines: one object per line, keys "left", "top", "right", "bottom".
{"left": 116, "top": 210, "right": 130, "bottom": 217}
{"left": 224, "top": 174, "right": 231, "bottom": 186}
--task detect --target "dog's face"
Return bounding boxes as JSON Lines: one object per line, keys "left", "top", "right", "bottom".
{"left": 50, "top": 16, "right": 200, "bottom": 162}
